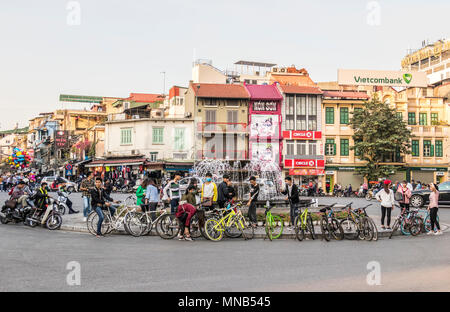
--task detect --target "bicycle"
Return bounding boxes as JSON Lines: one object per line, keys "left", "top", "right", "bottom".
{"left": 123, "top": 203, "right": 170, "bottom": 237}
{"left": 204, "top": 202, "right": 254, "bottom": 242}
{"left": 389, "top": 204, "right": 422, "bottom": 239}
{"left": 294, "top": 202, "right": 316, "bottom": 241}
{"left": 264, "top": 201, "right": 283, "bottom": 241}
{"left": 340, "top": 203, "right": 376, "bottom": 241}
{"left": 319, "top": 203, "right": 344, "bottom": 241}
{"left": 400, "top": 208, "right": 423, "bottom": 236}
{"left": 87, "top": 201, "right": 134, "bottom": 236}
{"left": 421, "top": 209, "right": 440, "bottom": 233}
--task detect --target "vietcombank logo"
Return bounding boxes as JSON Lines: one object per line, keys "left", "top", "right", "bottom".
{"left": 353, "top": 73, "right": 412, "bottom": 85}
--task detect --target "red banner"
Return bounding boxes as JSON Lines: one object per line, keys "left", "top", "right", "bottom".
{"left": 289, "top": 169, "right": 325, "bottom": 176}
{"left": 282, "top": 131, "right": 322, "bottom": 140}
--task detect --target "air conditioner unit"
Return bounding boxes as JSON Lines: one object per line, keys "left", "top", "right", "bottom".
{"left": 280, "top": 68, "right": 286, "bottom": 73}
{"left": 132, "top": 115, "right": 140, "bottom": 119}
{"left": 107, "top": 151, "right": 112, "bottom": 156}
{"left": 184, "top": 112, "right": 192, "bottom": 118}
{"left": 272, "top": 68, "right": 278, "bottom": 72}
{"left": 131, "top": 149, "right": 139, "bottom": 155}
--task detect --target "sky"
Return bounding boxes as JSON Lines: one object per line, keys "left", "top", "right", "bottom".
{"left": 1, "top": 0, "right": 449, "bottom": 130}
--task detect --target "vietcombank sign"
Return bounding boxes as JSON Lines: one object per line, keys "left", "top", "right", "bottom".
{"left": 338, "top": 69, "right": 428, "bottom": 87}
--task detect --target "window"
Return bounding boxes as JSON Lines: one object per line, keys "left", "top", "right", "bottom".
{"left": 174, "top": 128, "right": 185, "bottom": 151}
{"left": 435, "top": 140, "right": 443, "bottom": 157}
{"left": 309, "top": 141, "right": 317, "bottom": 156}
{"left": 423, "top": 140, "right": 433, "bottom": 157}
{"left": 396, "top": 112, "right": 402, "bottom": 120}
{"left": 340, "top": 139, "right": 349, "bottom": 156}
{"left": 411, "top": 140, "right": 419, "bottom": 157}
{"left": 419, "top": 113, "right": 427, "bottom": 125}
{"left": 408, "top": 112, "right": 416, "bottom": 125}
{"left": 340, "top": 107, "right": 349, "bottom": 124}
{"left": 296, "top": 141, "right": 307, "bottom": 155}
{"left": 284, "top": 94, "right": 318, "bottom": 131}
{"left": 325, "top": 138, "right": 336, "bottom": 156}
{"left": 120, "top": 128, "right": 132, "bottom": 145}
{"left": 431, "top": 113, "right": 438, "bottom": 125}
{"left": 152, "top": 127, "right": 164, "bottom": 144}
{"left": 204, "top": 98, "right": 217, "bottom": 107}
{"left": 149, "top": 152, "right": 158, "bottom": 162}
{"left": 227, "top": 110, "right": 238, "bottom": 131}
{"left": 325, "top": 107, "right": 334, "bottom": 124}
{"left": 354, "top": 107, "right": 363, "bottom": 114}
{"left": 205, "top": 110, "right": 216, "bottom": 131}
{"left": 286, "top": 140, "right": 295, "bottom": 155}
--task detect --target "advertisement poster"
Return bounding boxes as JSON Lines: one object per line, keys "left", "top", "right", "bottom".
{"left": 250, "top": 115, "right": 279, "bottom": 139}
{"left": 250, "top": 142, "right": 279, "bottom": 164}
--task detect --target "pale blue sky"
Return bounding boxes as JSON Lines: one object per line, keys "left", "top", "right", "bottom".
{"left": 1, "top": 0, "right": 449, "bottom": 130}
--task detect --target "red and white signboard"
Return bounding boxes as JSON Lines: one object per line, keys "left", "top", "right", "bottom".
{"left": 289, "top": 169, "right": 325, "bottom": 176}
{"left": 284, "top": 159, "right": 325, "bottom": 168}
{"left": 282, "top": 131, "right": 322, "bottom": 140}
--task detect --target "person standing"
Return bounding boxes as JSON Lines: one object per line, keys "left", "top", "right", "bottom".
{"left": 145, "top": 179, "right": 160, "bottom": 221}
{"left": 396, "top": 180, "right": 411, "bottom": 213}
{"left": 247, "top": 176, "right": 259, "bottom": 227}
{"left": 80, "top": 172, "right": 95, "bottom": 222}
{"left": 136, "top": 179, "right": 149, "bottom": 207}
{"left": 163, "top": 172, "right": 182, "bottom": 214}
{"left": 375, "top": 180, "right": 395, "bottom": 230}
{"left": 281, "top": 177, "right": 300, "bottom": 228}
{"left": 217, "top": 174, "right": 230, "bottom": 208}
{"left": 201, "top": 172, "right": 217, "bottom": 210}
{"left": 428, "top": 183, "right": 443, "bottom": 236}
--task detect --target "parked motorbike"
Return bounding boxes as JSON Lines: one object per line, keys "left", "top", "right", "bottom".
{"left": 0, "top": 202, "right": 33, "bottom": 225}
{"left": 55, "top": 191, "right": 71, "bottom": 215}
{"left": 25, "top": 198, "right": 62, "bottom": 230}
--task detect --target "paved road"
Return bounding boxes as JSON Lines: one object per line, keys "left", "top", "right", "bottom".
{"left": 0, "top": 196, "right": 449, "bottom": 291}
{"left": 1, "top": 191, "right": 449, "bottom": 292}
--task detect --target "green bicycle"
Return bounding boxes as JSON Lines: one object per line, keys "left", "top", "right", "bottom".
{"left": 294, "top": 202, "right": 316, "bottom": 241}
{"left": 264, "top": 201, "right": 284, "bottom": 241}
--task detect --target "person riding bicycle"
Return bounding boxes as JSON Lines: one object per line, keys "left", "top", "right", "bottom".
{"left": 175, "top": 200, "right": 197, "bottom": 241}
{"left": 90, "top": 177, "right": 120, "bottom": 237}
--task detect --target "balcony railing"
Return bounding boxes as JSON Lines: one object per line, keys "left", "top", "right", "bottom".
{"left": 196, "top": 150, "right": 248, "bottom": 160}
{"left": 197, "top": 122, "right": 248, "bottom": 133}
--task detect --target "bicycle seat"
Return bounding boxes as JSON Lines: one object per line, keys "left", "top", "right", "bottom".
{"left": 319, "top": 208, "right": 327, "bottom": 213}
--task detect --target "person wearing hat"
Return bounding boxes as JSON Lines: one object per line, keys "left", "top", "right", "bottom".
{"left": 375, "top": 180, "right": 395, "bottom": 230}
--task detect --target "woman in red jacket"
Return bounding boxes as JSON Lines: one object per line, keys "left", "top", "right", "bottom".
{"left": 175, "top": 200, "right": 197, "bottom": 241}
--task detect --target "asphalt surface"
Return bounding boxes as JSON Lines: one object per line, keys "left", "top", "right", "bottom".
{"left": 1, "top": 192, "right": 450, "bottom": 291}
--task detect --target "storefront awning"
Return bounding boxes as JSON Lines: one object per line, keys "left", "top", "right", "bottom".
{"left": 85, "top": 158, "right": 146, "bottom": 168}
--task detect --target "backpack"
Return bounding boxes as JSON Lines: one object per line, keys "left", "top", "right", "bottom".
{"left": 394, "top": 191, "right": 403, "bottom": 201}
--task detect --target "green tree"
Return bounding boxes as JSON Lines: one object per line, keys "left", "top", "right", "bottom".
{"left": 349, "top": 94, "right": 412, "bottom": 181}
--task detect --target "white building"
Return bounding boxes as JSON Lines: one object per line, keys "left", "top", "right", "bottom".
{"left": 104, "top": 117, "right": 195, "bottom": 162}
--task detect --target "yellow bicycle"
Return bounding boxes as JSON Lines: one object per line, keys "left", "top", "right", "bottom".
{"left": 204, "top": 202, "right": 254, "bottom": 241}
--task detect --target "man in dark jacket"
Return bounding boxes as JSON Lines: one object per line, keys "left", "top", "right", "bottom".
{"left": 281, "top": 177, "right": 300, "bottom": 227}
{"left": 90, "top": 178, "right": 119, "bottom": 237}
{"left": 217, "top": 174, "right": 230, "bottom": 208}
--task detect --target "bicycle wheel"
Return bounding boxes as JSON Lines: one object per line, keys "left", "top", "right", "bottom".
{"left": 367, "top": 217, "right": 378, "bottom": 241}
{"left": 225, "top": 222, "right": 243, "bottom": 238}
{"left": 265, "top": 215, "right": 273, "bottom": 241}
{"left": 189, "top": 214, "right": 202, "bottom": 239}
{"left": 239, "top": 216, "right": 254, "bottom": 240}
{"left": 306, "top": 215, "right": 316, "bottom": 240}
{"left": 270, "top": 215, "right": 284, "bottom": 240}
{"left": 156, "top": 214, "right": 179, "bottom": 239}
{"left": 320, "top": 218, "right": 330, "bottom": 241}
{"left": 204, "top": 218, "right": 223, "bottom": 241}
{"left": 400, "top": 218, "right": 412, "bottom": 236}
{"left": 330, "top": 218, "right": 344, "bottom": 240}
{"left": 410, "top": 216, "right": 423, "bottom": 236}
{"left": 424, "top": 215, "right": 439, "bottom": 233}
{"left": 361, "top": 217, "right": 374, "bottom": 241}
{"left": 87, "top": 211, "right": 110, "bottom": 236}
{"left": 340, "top": 218, "right": 359, "bottom": 240}
{"left": 389, "top": 219, "right": 399, "bottom": 239}
{"left": 294, "top": 216, "right": 304, "bottom": 242}
{"left": 124, "top": 212, "right": 146, "bottom": 237}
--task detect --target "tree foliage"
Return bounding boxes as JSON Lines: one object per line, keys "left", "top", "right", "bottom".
{"left": 349, "top": 94, "right": 412, "bottom": 180}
